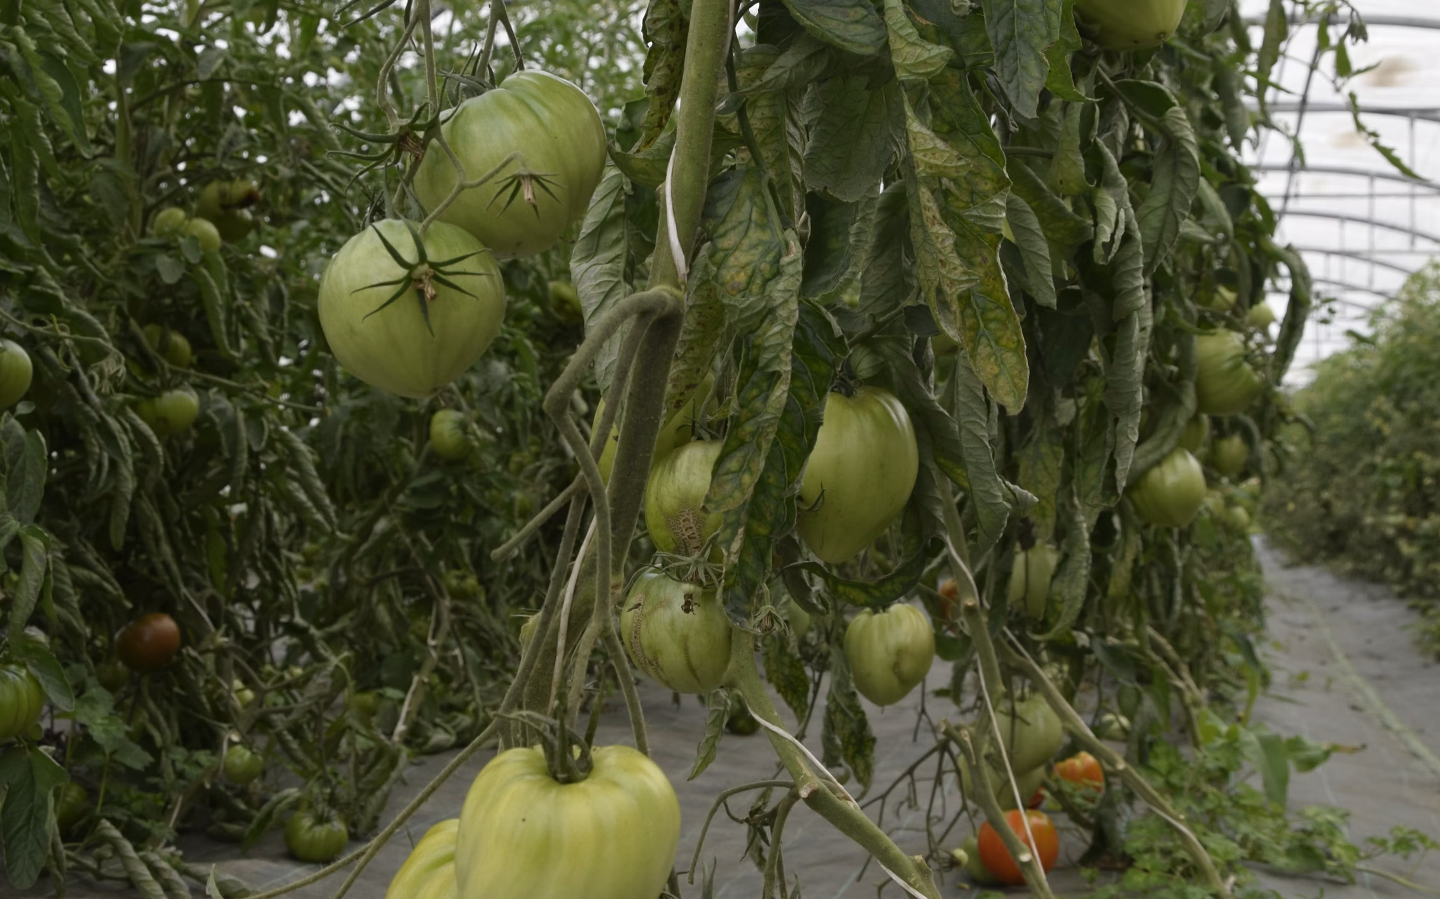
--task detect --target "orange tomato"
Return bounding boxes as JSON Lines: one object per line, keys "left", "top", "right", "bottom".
{"left": 977, "top": 809, "right": 1060, "bottom": 885}
{"left": 1055, "top": 751, "right": 1104, "bottom": 790}
{"left": 937, "top": 578, "right": 960, "bottom": 620}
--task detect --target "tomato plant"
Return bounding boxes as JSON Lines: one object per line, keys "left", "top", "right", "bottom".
{"left": 454, "top": 746, "right": 680, "bottom": 899}
{"left": 978, "top": 809, "right": 1060, "bottom": 885}
{"left": 284, "top": 809, "right": 350, "bottom": 863}
{"left": 796, "top": 388, "right": 919, "bottom": 564}
{"left": 620, "top": 569, "right": 732, "bottom": 693}
{"left": 413, "top": 71, "right": 608, "bottom": 260}
{"left": 844, "top": 604, "right": 935, "bottom": 707}
{"left": 0, "top": 664, "right": 43, "bottom": 742}
{"left": 115, "top": 614, "right": 182, "bottom": 673}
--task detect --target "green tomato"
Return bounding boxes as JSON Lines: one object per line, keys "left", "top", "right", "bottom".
{"left": 593, "top": 372, "right": 715, "bottom": 484}
{"left": 137, "top": 388, "right": 201, "bottom": 437}
{"left": 1007, "top": 544, "right": 1060, "bottom": 621}
{"left": 454, "top": 745, "right": 680, "bottom": 899}
{"left": 619, "top": 570, "right": 732, "bottom": 694}
{"left": 1196, "top": 331, "right": 1264, "bottom": 416}
{"left": 993, "top": 694, "right": 1066, "bottom": 773}
{"left": 97, "top": 658, "right": 130, "bottom": 693}
{"left": 956, "top": 834, "right": 1000, "bottom": 885}
{"left": 1210, "top": 434, "right": 1248, "bottom": 478}
{"left": 232, "top": 678, "right": 255, "bottom": 708}
{"left": 151, "top": 207, "right": 189, "bottom": 237}
{"left": 182, "top": 217, "right": 222, "bottom": 252}
{"left": 1247, "top": 301, "right": 1277, "bottom": 330}
{"left": 0, "top": 664, "right": 44, "bottom": 742}
{"left": 644, "top": 440, "right": 723, "bottom": 557}
{"left": 444, "top": 569, "right": 481, "bottom": 599}
{"left": 1178, "top": 413, "right": 1209, "bottom": 453}
{"left": 385, "top": 819, "right": 459, "bottom": 899}
{"left": 957, "top": 759, "right": 1048, "bottom": 813}
{"left": 724, "top": 689, "right": 760, "bottom": 735}
{"left": 55, "top": 781, "right": 89, "bottom": 832}
{"left": 143, "top": 325, "right": 193, "bottom": 368}
{"left": 429, "top": 409, "right": 472, "bottom": 461}
{"left": 547, "top": 280, "right": 583, "bottom": 326}
{"left": 782, "top": 597, "right": 812, "bottom": 639}
{"left": 318, "top": 220, "right": 505, "bottom": 399}
{"left": 223, "top": 745, "right": 265, "bottom": 785}
{"left": 844, "top": 604, "right": 934, "bottom": 706}
{"left": 0, "top": 340, "right": 34, "bottom": 409}
{"left": 1200, "top": 286, "right": 1238, "bottom": 312}
{"left": 196, "top": 179, "right": 260, "bottom": 221}
{"left": 214, "top": 208, "right": 255, "bottom": 242}
{"left": 414, "top": 71, "right": 607, "bottom": 260}
{"left": 1074, "top": 0, "right": 1187, "bottom": 49}
{"left": 1227, "top": 504, "right": 1252, "bottom": 531}
{"left": 1127, "top": 447, "right": 1207, "bottom": 529}
{"left": 284, "top": 809, "right": 349, "bottom": 863}
{"left": 1094, "top": 712, "right": 1131, "bottom": 742}
{"left": 798, "top": 388, "right": 918, "bottom": 564}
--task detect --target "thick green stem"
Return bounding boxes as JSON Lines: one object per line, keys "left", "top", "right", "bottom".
{"left": 1002, "top": 642, "right": 1235, "bottom": 899}
{"left": 725, "top": 633, "right": 943, "bottom": 899}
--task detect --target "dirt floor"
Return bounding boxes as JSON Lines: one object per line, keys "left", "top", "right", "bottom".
{"left": 30, "top": 538, "right": 1440, "bottom": 898}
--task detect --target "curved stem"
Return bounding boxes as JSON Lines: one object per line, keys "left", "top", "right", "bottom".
{"left": 687, "top": 779, "right": 796, "bottom": 881}
{"left": 725, "top": 632, "right": 943, "bottom": 899}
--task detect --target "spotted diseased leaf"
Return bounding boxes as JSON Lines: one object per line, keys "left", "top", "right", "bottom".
{"left": 821, "top": 644, "right": 875, "bottom": 790}
{"left": 1102, "top": 211, "right": 1151, "bottom": 493}
{"left": 1004, "top": 193, "right": 1056, "bottom": 308}
{"left": 781, "top": 0, "right": 887, "bottom": 57}
{"left": 982, "top": 0, "right": 1064, "bottom": 119}
{"left": 690, "top": 690, "right": 729, "bottom": 779}
{"left": 734, "top": 46, "right": 806, "bottom": 219}
{"left": 902, "top": 76, "right": 1027, "bottom": 411}
{"left": 1008, "top": 160, "right": 1093, "bottom": 260}
{"left": 637, "top": 0, "right": 687, "bottom": 149}
{"left": 802, "top": 77, "right": 902, "bottom": 203}
{"left": 883, "top": 0, "right": 953, "bottom": 81}
{"left": 1135, "top": 106, "right": 1200, "bottom": 275}
{"left": 950, "top": 358, "right": 1011, "bottom": 556}
{"left": 802, "top": 192, "right": 860, "bottom": 297}
{"left": 703, "top": 167, "right": 787, "bottom": 324}
{"left": 763, "top": 631, "right": 811, "bottom": 720}
{"left": 1037, "top": 484, "right": 1092, "bottom": 639}
{"left": 856, "top": 182, "right": 913, "bottom": 317}
{"left": 1017, "top": 420, "right": 1064, "bottom": 542}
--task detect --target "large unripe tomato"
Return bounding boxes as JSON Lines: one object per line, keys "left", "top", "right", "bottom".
{"left": 413, "top": 71, "right": 607, "bottom": 260}
{"left": 1178, "top": 413, "right": 1209, "bottom": 453}
{"left": 1094, "top": 712, "right": 1130, "bottom": 741}
{"left": 318, "top": 220, "right": 505, "bottom": 399}
{"left": 284, "top": 809, "right": 349, "bottom": 863}
{"left": 958, "top": 759, "right": 1047, "bottom": 813}
{"left": 182, "top": 217, "right": 222, "bottom": 252}
{"left": 1196, "top": 331, "right": 1264, "bottom": 416}
{"left": 0, "top": 340, "right": 33, "bottom": 408}
{"left": 1247, "top": 301, "right": 1277, "bottom": 330}
{"left": 1127, "top": 447, "right": 1206, "bottom": 529}
{"left": 594, "top": 372, "right": 715, "bottom": 484}
{"left": 137, "top": 388, "right": 201, "bottom": 437}
{"left": 644, "top": 440, "right": 723, "bottom": 557}
{"left": 454, "top": 745, "right": 680, "bottom": 899}
{"left": 429, "top": 409, "right": 472, "bottom": 461}
{"left": 196, "top": 179, "right": 260, "bottom": 242}
{"left": 1055, "top": 751, "right": 1104, "bottom": 791}
{"left": 0, "top": 664, "right": 44, "bottom": 742}
{"left": 385, "top": 819, "right": 459, "bottom": 899}
{"left": 977, "top": 809, "right": 1060, "bottom": 885}
{"left": 1074, "top": 0, "right": 1187, "bottom": 49}
{"left": 1006, "top": 545, "right": 1059, "bottom": 621}
{"left": 223, "top": 745, "right": 265, "bottom": 785}
{"left": 844, "top": 604, "right": 934, "bottom": 706}
{"left": 993, "top": 694, "right": 1065, "bottom": 773}
{"left": 116, "top": 613, "right": 181, "bottom": 672}
{"left": 55, "top": 782, "right": 89, "bottom": 832}
{"left": 620, "top": 570, "right": 732, "bottom": 694}
{"left": 151, "top": 207, "right": 189, "bottom": 237}
{"left": 97, "top": 658, "right": 130, "bottom": 693}
{"left": 798, "top": 388, "right": 919, "bottom": 564}
{"left": 1210, "top": 434, "right": 1248, "bottom": 478}
{"left": 547, "top": 280, "right": 583, "bottom": 326}
{"left": 143, "top": 325, "right": 193, "bottom": 368}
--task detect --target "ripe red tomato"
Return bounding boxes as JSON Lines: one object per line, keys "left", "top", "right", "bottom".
{"left": 1055, "top": 751, "right": 1104, "bottom": 791}
{"left": 116, "top": 614, "right": 181, "bottom": 672}
{"left": 937, "top": 577, "right": 960, "bottom": 620}
{"left": 1026, "top": 787, "right": 1044, "bottom": 809}
{"left": 977, "top": 809, "right": 1060, "bottom": 885}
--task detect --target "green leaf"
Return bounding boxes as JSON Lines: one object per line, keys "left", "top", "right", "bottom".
{"left": 950, "top": 358, "right": 1011, "bottom": 555}
{"left": 569, "top": 165, "right": 633, "bottom": 392}
{"left": 5, "top": 425, "right": 46, "bottom": 526}
{"left": 1016, "top": 419, "right": 1064, "bottom": 541}
{"left": 981, "top": 0, "right": 1064, "bottom": 119}
{"left": 855, "top": 182, "right": 912, "bottom": 316}
{"left": 1046, "top": 101, "right": 1089, "bottom": 197}
{"left": 9, "top": 527, "right": 50, "bottom": 638}
{"left": 1101, "top": 212, "right": 1151, "bottom": 493}
{"left": 1037, "top": 486, "right": 1091, "bottom": 638}
{"left": 608, "top": 119, "right": 674, "bottom": 188}
{"left": 690, "top": 690, "right": 728, "bottom": 779}
{"left": 1008, "top": 160, "right": 1093, "bottom": 260}
{"left": 794, "top": 539, "right": 937, "bottom": 610}
{"left": 821, "top": 643, "right": 875, "bottom": 789}
{"left": 1043, "top": 0, "right": 1087, "bottom": 102}
{"left": 1243, "top": 728, "right": 1291, "bottom": 808}
{"left": 801, "top": 77, "right": 901, "bottom": 203}
{"left": 1, "top": 746, "right": 66, "bottom": 888}
{"left": 801, "top": 192, "right": 860, "bottom": 297}
{"left": 17, "top": 639, "right": 74, "bottom": 713}
{"left": 781, "top": 0, "right": 887, "bottom": 57}
{"left": 1255, "top": 0, "right": 1287, "bottom": 112}
{"left": 1004, "top": 193, "right": 1056, "bottom": 308}
{"left": 882, "top": 0, "right": 953, "bottom": 81}
{"left": 1135, "top": 106, "right": 1200, "bottom": 275}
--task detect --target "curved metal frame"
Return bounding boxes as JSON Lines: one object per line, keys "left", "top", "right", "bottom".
{"left": 1251, "top": 163, "right": 1440, "bottom": 191}
{"left": 1285, "top": 247, "right": 1416, "bottom": 277}
{"left": 1275, "top": 210, "right": 1440, "bottom": 245}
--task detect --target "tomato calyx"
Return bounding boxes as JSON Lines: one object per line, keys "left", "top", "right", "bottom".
{"left": 500, "top": 708, "right": 595, "bottom": 785}
{"left": 356, "top": 221, "right": 494, "bottom": 336}
{"left": 489, "top": 166, "right": 564, "bottom": 216}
